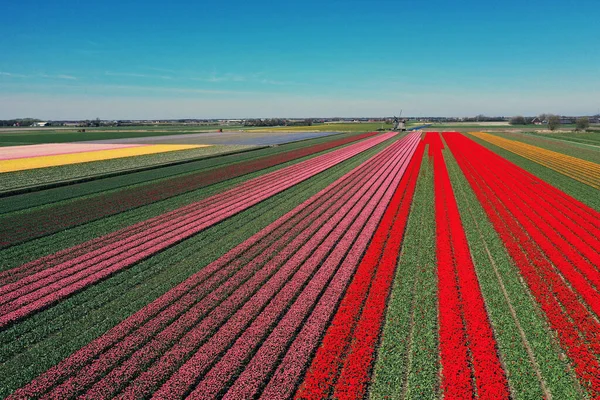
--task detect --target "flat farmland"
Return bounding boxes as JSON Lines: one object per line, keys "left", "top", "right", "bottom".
{"left": 0, "top": 127, "right": 598, "bottom": 399}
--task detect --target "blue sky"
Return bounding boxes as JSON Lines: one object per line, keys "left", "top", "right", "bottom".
{"left": 1, "top": 0, "right": 599, "bottom": 119}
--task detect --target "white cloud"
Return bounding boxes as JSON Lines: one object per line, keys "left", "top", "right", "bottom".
{"left": 105, "top": 71, "right": 173, "bottom": 80}
{"left": 0, "top": 72, "right": 77, "bottom": 80}
{"left": 0, "top": 71, "right": 28, "bottom": 78}
{"left": 56, "top": 74, "right": 77, "bottom": 80}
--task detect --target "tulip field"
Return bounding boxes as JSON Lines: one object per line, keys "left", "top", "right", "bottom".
{"left": 0, "top": 129, "right": 599, "bottom": 399}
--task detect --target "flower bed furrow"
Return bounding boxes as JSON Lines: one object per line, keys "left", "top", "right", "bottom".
{"left": 7, "top": 132, "right": 407, "bottom": 399}
{"left": 0, "top": 157, "right": 342, "bottom": 307}
{"left": 450, "top": 136, "right": 600, "bottom": 350}
{"left": 0, "top": 132, "right": 379, "bottom": 248}
{"left": 327, "top": 141, "right": 424, "bottom": 400}
{"left": 472, "top": 154, "right": 600, "bottom": 300}
{"left": 430, "top": 132, "right": 510, "bottom": 399}
{"left": 127, "top": 135, "right": 418, "bottom": 400}
{"left": 0, "top": 136, "right": 370, "bottom": 288}
{"left": 444, "top": 140, "right": 582, "bottom": 398}
{"left": 369, "top": 151, "right": 439, "bottom": 400}
{"left": 184, "top": 134, "right": 420, "bottom": 400}
{"left": 444, "top": 132, "right": 600, "bottom": 397}
{"left": 5, "top": 143, "right": 384, "bottom": 396}
{"left": 37, "top": 134, "right": 407, "bottom": 399}
{"left": 292, "top": 139, "right": 424, "bottom": 400}
{"left": 0, "top": 133, "right": 395, "bottom": 329}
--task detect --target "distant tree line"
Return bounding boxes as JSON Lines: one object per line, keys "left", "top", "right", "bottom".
{"left": 0, "top": 118, "right": 41, "bottom": 127}
{"left": 509, "top": 114, "right": 591, "bottom": 131}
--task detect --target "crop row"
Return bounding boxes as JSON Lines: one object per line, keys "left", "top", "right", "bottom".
{"left": 445, "top": 132, "right": 600, "bottom": 397}
{"left": 0, "top": 132, "right": 358, "bottom": 214}
{"left": 147, "top": 133, "right": 419, "bottom": 400}
{"left": 0, "top": 144, "right": 205, "bottom": 173}
{"left": 0, "top": 131, "right": 379, "bottom": 247}
{"left": 295, "top": 139, "right": 425, "bottom": 399}
{"left": 470, "top": 131, "right": 600, "bottom": 189}
{"left": 0, "top": 132, "right": 395, "bottom": 329}
{"left": 427, "top": 132, "right": 509, "bottom": 399}
{"left": 9, "top": 132, "right": 420, "bottom": 398}
{"left": 444, "top": 138, "right": 582, "bottom": 398}
{"left": 0, "top": 139, "right": 385, "bottom": 398}
{"left": 0, "top": 143, "right": 147, "bottom": 160}
{"left": 0, "top": 145, "right": 252, "bottom": 195}
{"left": 369, "top": 145, "right": 439, "bottom": 399}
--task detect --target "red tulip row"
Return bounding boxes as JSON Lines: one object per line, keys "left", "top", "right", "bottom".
{"left": 148, "top": 132, "right": 420, "bottom": 400}
{"left": 294, "top": 140, "right": 425, "bottom": 400}
{"left": 444, "top": 132, "right": 600, "bottom": 397}
{"left": 0, "top": 132, "right": 395, "bottom": 330}
{"left": 9, "top": 132, "right": 420, "bottom": 399}
{"left": 432, "top": 132, "right": 510, "bottom": 399}
{"left": 0, "top": 131, "right": 379, "bottom": 248}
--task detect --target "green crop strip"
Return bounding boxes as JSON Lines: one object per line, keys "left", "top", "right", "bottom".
{"left": 443, "top": 142, "right": 582, "bottom": 399}
{"left": 0, "top": 134, "right": 390, "bottom": 270}
{"left": 0, "top": 138, "right": 393, "bottom": 398}
{"left": 0, "top": 145, "right": 255, "bottom": 193}
{"left": 467, "top": 134, "right": 600, "bottom": 211}
{"left": 369, "top": 149, "right": 439, "bottom": 399}
{"left": 525, "top": 131, "right": 600, "bottom": 146}
{"left": 0, "top": 131, "right": 359, "bottom": 199}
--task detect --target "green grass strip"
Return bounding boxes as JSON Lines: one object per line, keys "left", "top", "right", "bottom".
{"left": 444, "top": 144, "right": 582, "bottom": 399}
{"left": 369, "top": 150, "right": 439, "bottom": 399}
{"left": 526, "top": 131, "right": 600, "bottom": 146}
{"left": 0, "top": 138, "right": 391, "bottom": 398}
{"left": 0, "top": 127, "right": 237, "bottom": 145}
{"left": 466, "top": 134, "right": 600, "bottom": 211}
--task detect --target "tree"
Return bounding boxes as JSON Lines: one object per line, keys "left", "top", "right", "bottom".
{"left": 538, "top": 113, "right": 548, "bottom": 123}
{"left": 509, "top": 115, "right": 526, "bottom": 125}
{"left": 548, "top": 115, "right": 561, "bottom": 131}
{"left": 576, "top": 116, "right": 590, "bottom": 131}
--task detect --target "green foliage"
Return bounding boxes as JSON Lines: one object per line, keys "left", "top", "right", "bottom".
{"left": 548, "top": 115, "right": 561, "bottom": 131}
{"left": 509, "top": 116, "right": 527, "bottom": 125}
{"left": 370, "top": 153, "right": 439, "bottom": 399}
{"left": 575, "top": 116, "right": 590, "bottom": 131}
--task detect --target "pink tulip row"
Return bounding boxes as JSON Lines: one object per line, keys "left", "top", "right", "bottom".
{"left": 40, "top": 135, "right": 410, "bottom": 400}
{"left": 8, "top": 132, "right": 414, "bottom": 398}
{"left": 0, "top": 132, "right": 396, "bottom": 329}
{"left": 2, "top": 131, "right": 392, "bottom": 287}
{"left": 0, "top": 143, "right": 145, "bottom": 160}
{"left": 0, "top": 132, "right": 380, "bottom": 248}
{"left": 212, "top": 134, "right": 420, "bottom": 400}
{"left": 122, "top": 133, "right": 419, "bottom": 400}
{"left": 295, "top": 140, "right": 425, "bottom": 400}
{"left": 2, "top": 133, "right": 373, "bottom": 288}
